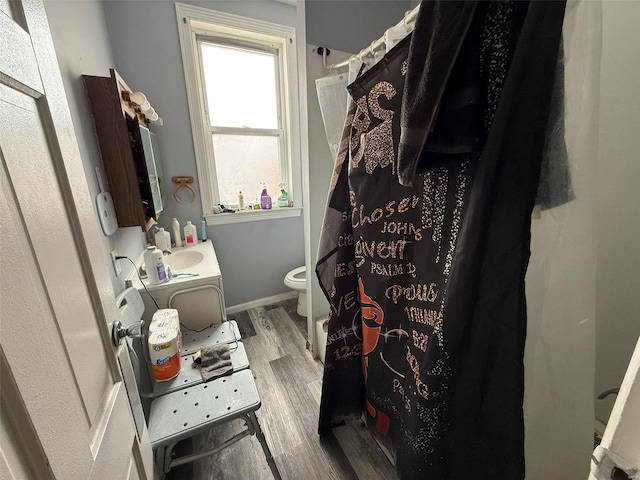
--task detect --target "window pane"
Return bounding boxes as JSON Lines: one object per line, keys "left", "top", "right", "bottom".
{"left": 212, "top": 134, "right": 282, "bottom": 205}
{"left": 201, "top": 43, "right": 278, "bottom": 129}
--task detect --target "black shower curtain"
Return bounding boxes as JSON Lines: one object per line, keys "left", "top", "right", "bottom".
{"left": 315, "top": 1, "right": 567, "bottom": 479}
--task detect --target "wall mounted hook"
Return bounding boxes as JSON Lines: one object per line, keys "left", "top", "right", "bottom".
{"left": 172, "top": 176, "right": 196, "bottom": 203}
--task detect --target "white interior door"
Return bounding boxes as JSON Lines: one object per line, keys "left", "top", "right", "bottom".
{"left": 589, "top": 337, "right": 640, "bottom": 480}
{"left": 0, "top": 1, "right": 153, "bottom": 478}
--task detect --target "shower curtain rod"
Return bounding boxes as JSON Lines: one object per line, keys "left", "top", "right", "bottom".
{"left": 322, "top": 5, "right": 420, "bottom": 70}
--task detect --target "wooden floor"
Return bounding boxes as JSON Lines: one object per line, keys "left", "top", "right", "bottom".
{"left": 167, "top": 300, "right": 398, "bottom": 480}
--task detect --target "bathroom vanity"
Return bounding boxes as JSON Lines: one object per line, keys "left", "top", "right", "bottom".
{"left": 127, "top": 240, "right": 226, "bottom": 329}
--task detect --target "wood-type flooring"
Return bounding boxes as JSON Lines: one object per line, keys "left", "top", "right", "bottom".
{"left": 167, "top": 300, "right": 398, "bottom": 480}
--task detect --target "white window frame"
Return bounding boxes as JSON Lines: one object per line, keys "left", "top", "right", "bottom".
{"left": 176, "top": 2, "right": 302, "bottom": 225}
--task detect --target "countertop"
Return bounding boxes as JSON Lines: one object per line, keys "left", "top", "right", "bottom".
{"left": 126, "top": 239, "right": 222, "bottom": 292}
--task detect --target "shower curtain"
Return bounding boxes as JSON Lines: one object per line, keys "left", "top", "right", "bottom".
{"left": 316, "top": 73, "right": 349, "bottom": 162}
{"left": 315, "top": 1, "right": 599, "bottom": 478}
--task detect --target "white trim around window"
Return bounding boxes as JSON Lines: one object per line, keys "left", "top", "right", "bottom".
{"left": 175, "top": 2, "right": 302, "bottom": 226}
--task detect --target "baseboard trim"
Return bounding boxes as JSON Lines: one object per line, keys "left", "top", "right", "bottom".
{"left": 226, "top": 291, "right": 297, "bottom": 314}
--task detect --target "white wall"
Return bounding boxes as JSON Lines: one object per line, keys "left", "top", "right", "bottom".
{"left": 523, "top": 5, "right": 600, "bottom": 475}
{"left": 44, "top": 0, "right": 146, "bottom": 297}
{"left": 596, "top": 0, "right": 640, "bottom": 424}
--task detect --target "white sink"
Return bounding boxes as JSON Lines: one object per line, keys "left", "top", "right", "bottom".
{"left": 127, "top": 240, "right": 225, "bottom": 330}
{"left": 163, "top": 250, "right": 204, "bottom": 270}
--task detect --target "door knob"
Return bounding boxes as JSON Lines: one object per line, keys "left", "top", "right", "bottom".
{"left": 111, "top": 320, "right": 145, "bottom": 347}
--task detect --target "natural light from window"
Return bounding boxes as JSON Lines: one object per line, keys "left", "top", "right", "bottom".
{"left": 177, "top": 3, "right": 301, "bottom": 223}
{"left": 200, "top": 42, "right": 283, "bottom": 205}
{"left": 201, "top": 43, "right": 278, "bottom": 129}
{"left": 211, "top": 134, "right": 281, "bottom": 205}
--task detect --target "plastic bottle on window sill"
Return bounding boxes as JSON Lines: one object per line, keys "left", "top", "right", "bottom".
{"left": 260, "top": 183, "right": 272, "bottom": 210}
{"left": 238, "top": 190, "right": 245, "bottom": 211}
{"left": 183, "top": 221, "right": 198, "bottom": 246}
{"left": 277, "top": 183, "right": 289, "bottom": 208}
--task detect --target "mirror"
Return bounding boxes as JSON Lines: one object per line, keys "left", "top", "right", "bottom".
{"left": 140, "top": 125, "right": 164, "bottom": 216}
{"left": 124, "top": 115, "right": 163, "bottom": 220}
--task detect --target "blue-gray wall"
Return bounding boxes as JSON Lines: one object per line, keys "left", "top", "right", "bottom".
{"left": 101, "top": 0, "right": 304, "bottom": 307}
{"left": 306, "top": 0, "right": 417, "bottom": 53}
{"left": 305, "top": 44, "right": 350, "bottom": 321}
{"left": 44, "top": 0, "right": 147, "bottom": 299}
{"left": 45, "top": 0, "right": 414, "bottom": 307}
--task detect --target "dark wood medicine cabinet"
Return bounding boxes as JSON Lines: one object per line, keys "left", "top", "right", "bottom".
{"left": 83, "top": 69, "right": 164, "bottom": 232}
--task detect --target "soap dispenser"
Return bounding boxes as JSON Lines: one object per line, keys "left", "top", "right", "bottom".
{"left": 277, "top": 183, "right": 289, "bottom": 208}
{"left": 260, "top": 183, "right": 272, "bottom": 210}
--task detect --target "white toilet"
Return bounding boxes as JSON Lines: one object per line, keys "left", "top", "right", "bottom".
{"left": 284, "top": 266, "right": 307, "bottom": 317}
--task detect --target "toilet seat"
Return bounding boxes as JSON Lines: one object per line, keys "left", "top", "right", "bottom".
{"left": 284, "top": 266, "right": 306, "bottom": 290}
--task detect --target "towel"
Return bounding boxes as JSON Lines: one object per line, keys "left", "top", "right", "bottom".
{"left": 397, "top": 0, "right": 479, "bottom": 186}
{"left": 199, "top": 344, "right": 233, "bottom": 382}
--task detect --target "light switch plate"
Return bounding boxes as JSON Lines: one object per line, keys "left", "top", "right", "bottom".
{"left": 110, "top": 249, "right": 121, "bottom": 276}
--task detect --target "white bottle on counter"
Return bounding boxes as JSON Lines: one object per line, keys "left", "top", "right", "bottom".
{"left": 183, "top": 221, "right": 198, "bottom": 246}
{"left": 172, "top": 217, "right": 182, "bottom": 247}
{"left": 144, "top": 246, "right": 168, "bottom": 284}
{"left": 155, "top": 227, "right": 171, "bottom": 252}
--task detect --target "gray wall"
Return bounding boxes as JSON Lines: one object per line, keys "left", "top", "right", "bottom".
{"left": 305, "top": 0, "right": 416, "bottom": 53}
{"left": 596, "top": 0, "right": 640, "bottom": 423}
{"left": 44, "top": 0, "right": 146, "bottom": 298}
{"left": 305, "top": 44, "right": 350, "bottom": 320}
{"left": 101, "top": 0, "right": 304, "bottom": 308}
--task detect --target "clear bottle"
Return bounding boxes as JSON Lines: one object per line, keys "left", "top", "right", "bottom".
{"left": 183, "top": 221, "right": 198, "bottom": 246}
{"left": 155, "top": 227, "right": 171, "bottom": 252}
{"left": 143, "top": 246, "right": 168, "bottom": 285}
{"left": 172, "top": 218, "right": 182, "bottom": 247}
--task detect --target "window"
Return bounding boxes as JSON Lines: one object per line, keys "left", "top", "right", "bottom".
{"left": 199, "top": 40, "right": 283, "bottom": 205}
{"left": 176, "top": 3, "right": 301, "bottom": 224}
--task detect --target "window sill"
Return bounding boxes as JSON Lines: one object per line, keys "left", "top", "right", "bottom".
{"left": 204, "top": 207, "right": 302, "bottom": 226}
